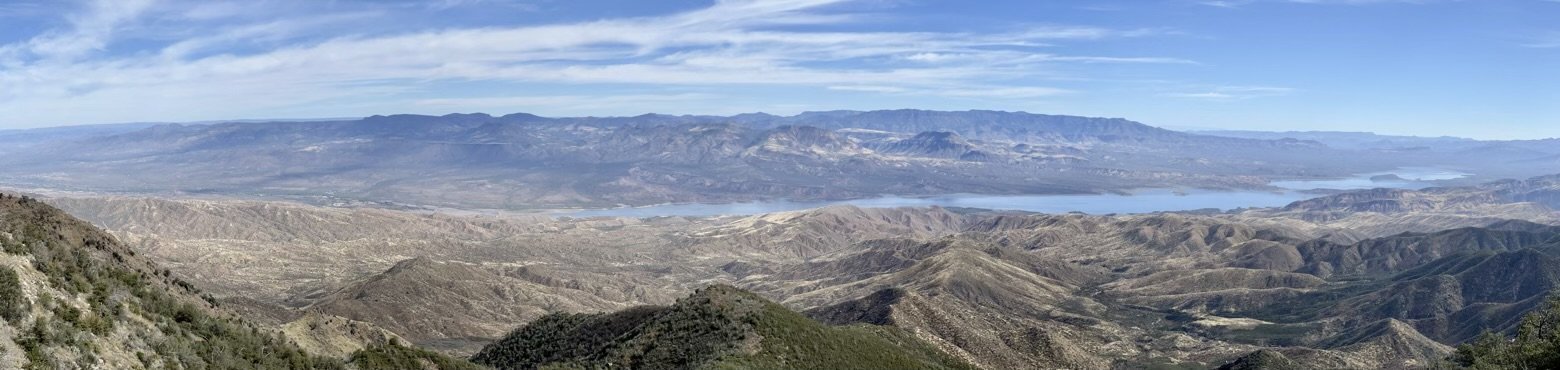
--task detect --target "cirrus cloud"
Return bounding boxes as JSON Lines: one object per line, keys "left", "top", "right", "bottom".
{"left": 0, "top": 0, "right": 1190, "bottom": 127}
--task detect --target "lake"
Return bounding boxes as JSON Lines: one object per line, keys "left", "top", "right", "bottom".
{"left": 564, "top": 168, "right": 1472, "bottom": 218}
{"left": 1270, "top": 167, "right": 1470, "bottom": 190}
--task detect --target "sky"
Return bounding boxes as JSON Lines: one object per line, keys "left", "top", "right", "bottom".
{"left": 0, "top": 0, "right": 1556, "bottom": 139}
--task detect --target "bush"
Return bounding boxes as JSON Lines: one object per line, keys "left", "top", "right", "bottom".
{"left": 0, "top": 266, "right": 28, "bottom": 323}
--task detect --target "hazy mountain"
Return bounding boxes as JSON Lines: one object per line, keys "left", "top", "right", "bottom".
{"left": 3, "top": 109, "right": 1519, "bottom": 210}
{"left": 772, "top": 109, "right": 1189, "bottom": 142}
{"left": 1195, "top": 130, "right": 1478, "bottom": 151}
{"left": 1198, "top": 130, "right": 1560, "bottom": 180}
{"left": 0, "top": 122, "right": 169, "bottom": 152}
{"left": 1284, "top": 174, "right": 1560, "bottom": 213}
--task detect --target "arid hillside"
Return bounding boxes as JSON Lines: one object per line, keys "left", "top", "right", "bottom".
{"left": 22, "top": 175, "right": 1560, "bottom": 368}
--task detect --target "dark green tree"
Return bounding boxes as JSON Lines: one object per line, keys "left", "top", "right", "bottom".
{"left": 1451, "top": 296, "right": 1560, "bottom": 369}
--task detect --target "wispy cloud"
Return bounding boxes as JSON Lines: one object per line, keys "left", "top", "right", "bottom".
{"left": 0, "top": 0, "right": 1189, "bottom": 126}
{"left": 414, "top": 93, "right": 715, "bottom": 111}
{"left": 902, "top": 52, "right": 1196, "bottom": 65}
{"left": 0, "top": 1, "right": 50, "bottom": 18}
{"left": 424, "top": 0, "right": 541, "bottom": 11}
{"left": 827, "top": 85, "right": 910, "bottom": 93}
{"left": 3, "top": 0, "right": 156, "bottom": 61}
{"left": 1197, "top": 0, "right": 1444, "bottom": 7}
{"left": 828, "top": 85, "right": 1072, "bottom": 98}
{"left": 1163, "top": 86, "right": 1295, "bottom": 100}
{"left": 1523, "top": 32, "right": 1560, "bottom": 48}
{"left": 938, "top": 87, "right": 1075, "bottom": 98}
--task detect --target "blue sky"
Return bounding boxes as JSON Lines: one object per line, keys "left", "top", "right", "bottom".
{"left": 0, "top": 0, "right": 1556, "bottom": 139}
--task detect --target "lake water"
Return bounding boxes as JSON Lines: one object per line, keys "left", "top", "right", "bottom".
{"left": 1270, "top": 167, "right": 1470, "bottom": 190}
{"left": 564, "top": 168, "right": 1472, "bottom": 218}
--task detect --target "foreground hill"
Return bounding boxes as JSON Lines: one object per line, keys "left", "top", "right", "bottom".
{"left": 0, "top": 194, "right": 486, "bottom": 369}
{"left": 470, "top": 284, "right": 974, "bottom": 370}
{"left": 0, "top": 194, "right": 346, "bottom": 368}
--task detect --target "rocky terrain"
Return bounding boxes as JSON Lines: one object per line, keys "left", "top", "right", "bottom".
{"left": 0, "top": 173, "right": 1548, "bottom": 368}
{"left": 5, "top": 110, "right": 1549, "bottom": 210}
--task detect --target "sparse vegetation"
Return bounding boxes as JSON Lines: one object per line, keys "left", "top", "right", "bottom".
{"left": 350, "top": 340, "right": 488, "bottom": 370}
{"left": 1216, "top": 349, "right": 1302, "bottom": 370}
{"left": 723, "top": 301, "right": 979, "bottom": 370}
{"left": 0, "top": 265, "right": 28, "bottom": 323}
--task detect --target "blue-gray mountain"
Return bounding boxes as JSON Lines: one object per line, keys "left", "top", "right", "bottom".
{"left": 3, "top": 110, "right": 1550, "bottom": 209}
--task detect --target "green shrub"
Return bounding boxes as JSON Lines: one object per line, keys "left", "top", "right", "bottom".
{"left": 0, "top": 266, "right": 28, "bottom": 323}
{"left": 351, "top": 342, "right": 487, "bottom": 370}
{"left": 2, "top": 240, "right": 26, "bottom": 255}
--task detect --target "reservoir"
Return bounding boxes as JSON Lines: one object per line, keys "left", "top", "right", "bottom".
{"left": 566, "top": 168, "right": 1471, "bottom": 218}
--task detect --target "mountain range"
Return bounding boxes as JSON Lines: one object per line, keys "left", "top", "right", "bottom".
{"left": 3, "top": 110, "right": 1553, "bottom": 210}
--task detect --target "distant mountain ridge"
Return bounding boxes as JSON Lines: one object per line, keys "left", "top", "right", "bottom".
{"left": 764, "top": 109, "right": 1194, "bottom": 142}
{"left": 109, "top": 109, "right": 1203, "bottom": 144}
{"left": 1284, "top": 174, "right": 1560, "bottom": 213}
{"left": 2, "top": 109, "right": 1413, "bottom": 209}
